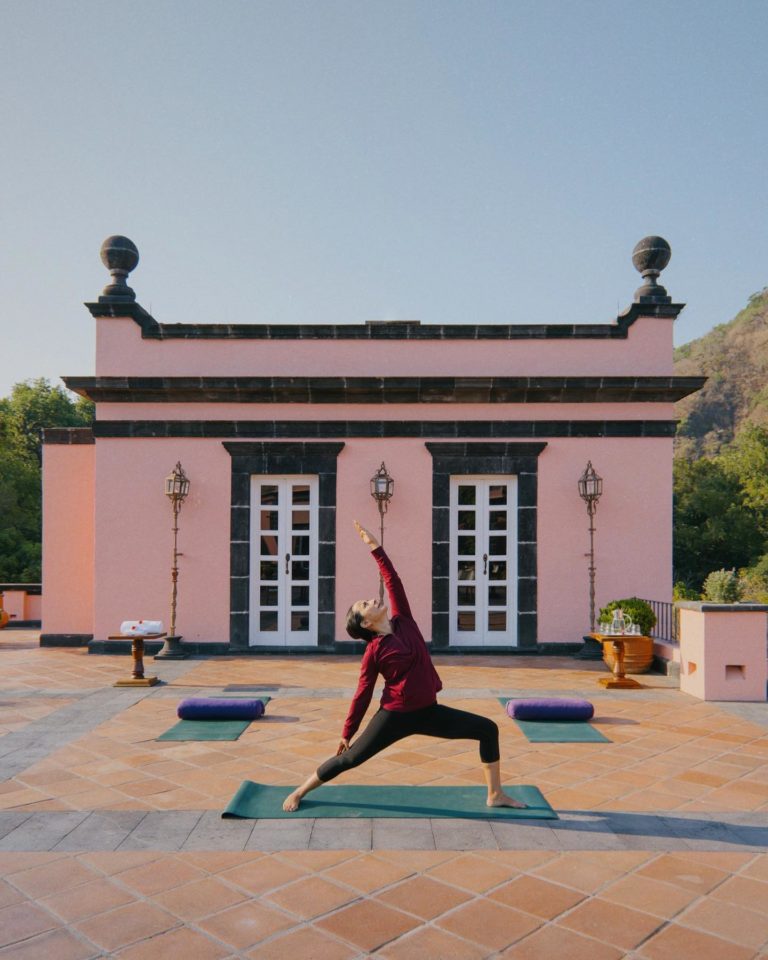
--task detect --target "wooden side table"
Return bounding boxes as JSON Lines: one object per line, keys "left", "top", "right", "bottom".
{"left": 110, "top": 633, "right": 165, "bottom": 687}
{"left": 590, "top": 633, "right": 643, "bottom": 689}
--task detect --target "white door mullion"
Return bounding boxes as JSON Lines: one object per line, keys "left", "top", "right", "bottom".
{"left": 449, "top": 475, "right": 518, "bottom": 648}
{"left": 249, "top": 476, "right": 318, "bottom": 647}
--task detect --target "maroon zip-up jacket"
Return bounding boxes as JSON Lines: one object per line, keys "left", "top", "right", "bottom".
{"left": 342, "top": 547, "right": 443, "bottom": 740}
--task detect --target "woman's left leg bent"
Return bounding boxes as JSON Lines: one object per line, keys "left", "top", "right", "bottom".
{"left": 411, "top": 704, "right": 500, "bottom": 763}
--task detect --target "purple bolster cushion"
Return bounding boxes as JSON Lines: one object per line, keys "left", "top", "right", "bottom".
{"left": 506, "top": 698, "right": 594, "bottom": 721}
{"left": 177, "top": 698, "right": 265, "bottom": 721}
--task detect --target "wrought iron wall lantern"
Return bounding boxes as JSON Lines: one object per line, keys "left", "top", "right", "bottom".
{"left": 155, "top": 461, "right": 191, "bottom": 660}
{"left": 370, "top": 462, "right": 394, "bottom": 600}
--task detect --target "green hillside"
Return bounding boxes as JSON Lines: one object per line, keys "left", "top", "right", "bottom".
{"left": 674, "top": 288, "right": 768, "bottom": 458}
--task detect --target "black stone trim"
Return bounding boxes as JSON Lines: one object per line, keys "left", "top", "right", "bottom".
{"left": 426, "top": 442, "right": 547, "bottom": 651}
{"left": 0, "top": 583, "right": 42, "bottom": 595}
{"left": 65, "top": 375, "right": 706, "bottom": 404}
{"left": 41, "top": 427, "right": 95, "bottom": 444}
{"left": 84, "top": 301, "right": 160, "bottom": 334}
{"left": 223, "top": 442, "right": 344, "bottom": 652}
{"left": 40, "top": 634, "right": 92, "bottom": 647}
{"left": 85, "top": 300, "right": 684, "bottom": 339}
{"left": 92, "top": 419, "right": 679, "bottom": 439}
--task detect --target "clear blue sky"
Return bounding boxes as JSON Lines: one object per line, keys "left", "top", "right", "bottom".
{"left": 3, "top": 1, "right": 768, "bottom": 398}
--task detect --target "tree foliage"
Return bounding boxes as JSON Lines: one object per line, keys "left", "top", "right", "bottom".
{"left": 674, "top": 424, "right": 768, "bottom": 596}
{"left": 0, "top": 379, "right": 93, "bottom": 582}
{"left": 673, "top": 455, "right": 764, "bottom": 592}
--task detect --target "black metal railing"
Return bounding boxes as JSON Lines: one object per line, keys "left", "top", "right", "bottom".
{"left": 638, "top": 598, "right": 678, "bottom": 643}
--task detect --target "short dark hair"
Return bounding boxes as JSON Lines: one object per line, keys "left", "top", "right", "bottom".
{"left": 345, "top": 603, "right": 376, "bottom": 642}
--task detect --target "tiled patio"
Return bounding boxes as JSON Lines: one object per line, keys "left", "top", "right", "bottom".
{"left": 0, "top": 632, "right": 766, "bottom": 958}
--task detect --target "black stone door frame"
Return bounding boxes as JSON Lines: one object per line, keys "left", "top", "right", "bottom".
{"left": 223, "top": 442, "right": 344, "bottom": 652}
{"left": 425, "top": 442, "right": 547, "bottom": 651}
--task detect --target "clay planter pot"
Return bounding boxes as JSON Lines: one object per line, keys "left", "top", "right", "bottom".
{"left": 601, "top": 635, "right": 654, "bottom": 674}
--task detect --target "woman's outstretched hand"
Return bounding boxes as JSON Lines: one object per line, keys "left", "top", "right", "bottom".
{"left": 336, "top": 738, "right": 350, "bottom": 755}
{"left": 354, "top": 520, "right": 379, "bottom": 550}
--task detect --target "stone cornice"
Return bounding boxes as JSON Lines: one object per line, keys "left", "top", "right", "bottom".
{"left": 91, "top": 420, "right": 679, "bottom": 439}
{"left": 41, "top": 427, "right": 95, "bottom": 444}
{"left": 64, "top": 375, "right": 706, "bottom": 404}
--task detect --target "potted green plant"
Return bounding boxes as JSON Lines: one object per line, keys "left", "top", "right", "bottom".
{"left": 598, "top": 597, "right": 657, "bottom": 674}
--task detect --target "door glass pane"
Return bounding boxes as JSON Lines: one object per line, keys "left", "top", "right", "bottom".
{"left": 292, "top": 485, "right": 310, "bottom": 504}
{"left": 260, "top": 610, "right": 278, "bottom": 631}
{"left": 457, "top": 536, "right": 475, "bottom": 556}
{"left": 261, "top": 485, "right": 279, "bottom": 505}
{"left": 489, "top": 536, "right": 506, "bottom": 556}
{"left": 488, "top": 610, "right": 506, "bottom": 631}
{"left": 260, "top": 536, "right": 278, "bottom": 556}
{"left": 260, "top": 586, "right": 278, "bottom": 606}
{"left": 260, "top": 510, "right": 278, "bottom": 531}
{"left": 458, "top": 485, "right": 476, "bottom": 505}
{"left": 458, "top": 561, "right": 475, "bottom": 581}
{"left": 457, "top": 510, "right": 475, "bottom": 530}
{"left": 292, "top": 535, "right": 310, "bottom": 555}
{"left": 291, "top": 586, "right": 309, "bottom": 605}
{"left": 260, "top": 561, "right": 278, "bottom": 581}
{"left": 292, "top": 510, "right": 310, "bottom": 530}
{"left": 488, "top": 585, "right": 507, "bottom": 605}
{"left": 489, "top": 511, "right": 507, "bottom": 530}
{"left": 457, "top": 611, "right": 475, "bottom": 631}
{"left": 489, "top": 485, "right": 507, "bottom": 505}
{"left": 489, "top": 561, "right": 507, "bottom": 581}
{"left": 457, "top": 586, "right": 475, "bottom": 606}
{"left": 291, "top": 611, "right": 310, "bottom": 631}
{"left": 292, "top": 560, "right": 310, "bottom": 581}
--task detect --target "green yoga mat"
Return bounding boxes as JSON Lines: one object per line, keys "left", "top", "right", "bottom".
{"left": 498, "top": 699, "right": 610, "bottom": 743}
{"left": 158, "top": 719, "right": 252, "bottom": 741}
{"left": 222, "top": 781, "right": 557, "bottom": 820}
{"left": 157, "top": 696, "right": 271, "bottom": 741}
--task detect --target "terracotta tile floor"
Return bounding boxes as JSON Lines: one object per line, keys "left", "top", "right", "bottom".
{"left": 1, "top": 848, "right": 767, "bottom": 958}
{"left": 0, "top": 633, "right": 766, "bottom": 958}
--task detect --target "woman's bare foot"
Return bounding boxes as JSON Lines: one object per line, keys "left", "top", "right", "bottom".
{"left": 282, "top": 791, "right": 302, "bottom": 812}
{"left": 487, "top": 791, "right": 527, "bottom": 809}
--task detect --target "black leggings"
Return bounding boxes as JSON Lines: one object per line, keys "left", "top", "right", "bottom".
{"left": 317, "top": 703, "right": 500, "bottom": 783}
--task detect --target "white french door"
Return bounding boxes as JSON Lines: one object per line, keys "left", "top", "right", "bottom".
{"left": 449, "top": 476, "right": 518, "bottom": 646}
{"left": 249, "top": 476, "right": 318, "bottom": 646}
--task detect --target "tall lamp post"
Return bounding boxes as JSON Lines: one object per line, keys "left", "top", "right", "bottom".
{"left": 155, "top": 462, "right": 191, "bottom": 660}
{"left": 370, "top": 462, "right": 394, "bottom": 602}
{"left": 576, "top": 461, "right": 604, "bottom": 660}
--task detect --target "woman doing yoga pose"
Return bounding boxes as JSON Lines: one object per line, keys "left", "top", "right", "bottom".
{"left": 282, "top": 521, "right": 525, "bottom": 812}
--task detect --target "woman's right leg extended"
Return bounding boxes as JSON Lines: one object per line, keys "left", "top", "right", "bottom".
{"left": 317, "top": 708, "right": 412, "bottom": 783}
{"left": 283, "top": 709, "right": 414, "bottom": 811}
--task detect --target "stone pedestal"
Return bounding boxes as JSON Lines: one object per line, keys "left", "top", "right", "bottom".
{"left": 677, "top": 603, "right": 768, "bottom": 702}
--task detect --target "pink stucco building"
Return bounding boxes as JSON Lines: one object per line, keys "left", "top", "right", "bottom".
{"left": 41, "top": 235, "right": 703, "bottom": 658}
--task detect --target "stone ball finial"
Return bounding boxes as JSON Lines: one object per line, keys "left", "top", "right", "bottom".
{"left": 632, "top": 235, "right": 672, "bottom": 303}
{"left": 99, "top": 235, "right": 139, "bottom": 301}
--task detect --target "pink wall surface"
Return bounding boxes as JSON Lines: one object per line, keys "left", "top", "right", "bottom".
{"left": 96, "top": 401, "right": 673, "bottom": 422}
{"left": 86, "top": 433, "right": 672, "bottom": 646}
{"left": 537, "top": 438, "right": 672, "bottom": 643}
{"left": 42, "top": 444, "right": 95, "bottom": 634}
{"left": 679, "top": 608, "right": 768, "bottom": 701}
{"left": 65, "top": 307, "right": 683, "bottom": 647}
{"left": 26, "top": 594, "right": 42, "bottom": 620}
{"left": 95, "top": 316, "right": 674, "bottom": 377}
{"left": 336, "top": 440, "right": 435, "bottom": 640}
{"left": 93, "top": 439, "right": 231, "bottom": 643}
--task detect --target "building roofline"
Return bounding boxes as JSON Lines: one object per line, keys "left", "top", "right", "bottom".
{"left": 83, "top": 300, "right": 685, "bottom": 340}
